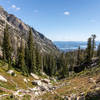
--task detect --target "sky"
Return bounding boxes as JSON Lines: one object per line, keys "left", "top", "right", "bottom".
{"left": 0, "top": 0, "right": 100, "bottom": 41}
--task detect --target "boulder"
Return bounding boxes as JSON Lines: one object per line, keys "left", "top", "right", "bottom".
{"left": 7, "top": 70, "right": 16, "bottom": 76}
{"left": 88, "top": 78, "right": 96, "bottom": 84}
{"left": 30, "top": 87, "right": 40, "bottom": 91}
{"left": 41, "top": 79, "right": 50, "bottom": 84}
{"left": 70, "top": 94, "right": 77, "bottom": 100}
{"left": 32, "top": 80, "right": 42, "bottom": 86}
{"left": 27, "top": 79, "right": 30, "bottom": 82}
{"left": 39, "top": 86, "right": 47, "bottom": 91}
{"left": 41, "top": 72, "right": 46, "bottom": 76}
{"left": 0, "top": 75, "right": 7, "bottom": 82}
{"left": 49, "top": 77, "right": 57, "bottom": 82}
{"left": 64, "top": 96, "right": 69, "bottom": 100}
{"left": 95, "top": 87, "right": 100, "bottom": 91}
{"left": 34, "top": 91, "right": 39, "bottom": 96}
{"left": 77, "top": 96, "right": 85, "bottom": 100}
{"left": 31, "top": 73, "right": 39, "bottom": 80}
{"left": 23, "top": 78, "right": 28, "bottom": 83}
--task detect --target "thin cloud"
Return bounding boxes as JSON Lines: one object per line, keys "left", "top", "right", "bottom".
{"left": 11, "top": 5, "right": 21, "bottom": 11}
{"left": 16, "top": 7, "right": 20, "bottom": 11}
{"left": 12, "top": 5, "right": 16, "bottom": 8}
{"left": 64, "top": 11, "right": 70, "bottom": 16}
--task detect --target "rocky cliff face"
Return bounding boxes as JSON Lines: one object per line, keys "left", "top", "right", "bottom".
{"left": 0, "top": 6, "right": 59, "bottom": 56}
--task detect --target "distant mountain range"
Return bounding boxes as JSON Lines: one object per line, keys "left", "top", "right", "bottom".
{"left": 54, "top": 41, "right": 100, "bottom": 52}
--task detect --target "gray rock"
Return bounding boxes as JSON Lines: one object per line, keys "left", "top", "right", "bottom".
{"left": 77, "top": 96, "right": 85, "bottom": 100}
{"left": 32, "top": 80, "right": 42, "bottom": 86}
{"left": 39, "top": 86, "right": 47, "bottom": 91}
{"left": 49, "top": 77, "right": 57, "bottom": 82}
{"left": 88, "top": 78, "right": 96, "bottom": 84}
{"left": 64, "top": 96, "right": 69, "bottom": 100}
{"left": 0, "top": 75, "right": 7, "bottom": 82}
{"left": 0, "top": 6, "right": 60, "bottom": 58}
{"left": 31, "top": 73, "right": 39, "bottom": 80}
{"left": 70, "top": 94, "right": 77, "bottom": 100}
{"left": 41, "top": 78, "right": 50, "bottom": 84}
{"left": 7, "top": 70, "right": 16, "bottom": 76}
{"left": 23, "top": 78, "right": 28, "bottom": 83}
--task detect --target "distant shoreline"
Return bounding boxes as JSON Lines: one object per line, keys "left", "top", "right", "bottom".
{"left": 54, "top": 41, "right": 100, "bottom": 52}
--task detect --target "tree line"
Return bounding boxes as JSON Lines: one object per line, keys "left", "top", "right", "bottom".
{"left": 1, "top": 25, "right": 69, "bottom": 78}
{"left": 1, "top": 24, "right": 100, "bottom": 79}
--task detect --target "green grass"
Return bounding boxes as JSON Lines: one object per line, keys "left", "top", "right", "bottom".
{"left": 0, "top": 60, "right": 35, "bottom": 91}
{"left": 1, "top": 94, "right": 17, "bottom": 100}
{"left": 22, "top": 95, "right": 31, "bottom": 100}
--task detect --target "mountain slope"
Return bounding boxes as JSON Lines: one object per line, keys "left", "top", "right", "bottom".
{"left": 0, "top": 6, "right": 59, "bottom": 56}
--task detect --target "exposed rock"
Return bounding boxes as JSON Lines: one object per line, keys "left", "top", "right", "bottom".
{"left": 0, "top": 6, "right": 60, "bottom": 57}
{"left": 23, "top": 78, "right": 28, "bottom": 83}
{"left": 68, "top": 94, "right": 77, "bottom": 100}
{"left": 27, "top": 79, "right": 30, "bottom": 82}
{"left": 7, "top": 70, "right": 16, "bottom": 76}
{"left": 41, "top": 78, "right": 50, "bottom": 84}
{"left": 64, "top": 96, "right": 69, "bottom": 100}
{"left": 39, "top": 86, "right": 47, "bottom": 91}
{"left": 31, "top": 73, "right": 39, "bottom": 80}
{"left": 49, "top": 77, "right": 57, "bottom": 82}
{"left": 77, "top": 96, "right": 85, "bottom": 100}
{"left": 88, "top": 78, "right": 96, "bottom": 84}
{"left": 95, "top": 87, "right": 100, "bottom": 91}
{"left": 65, "top": 95, "right": 85, "bottom": 100}
{"left": 29, "top": 87, "right": 40, "bottom": 92}
{"left": 0, "top": 75, "right": 7, "bottom": 82}
{"left": 0, "top": 94, "right": 9, "bottom": 98}
{"left": 41, "top": 72, "right": 46, "bottom": 76}
{"left": 32, "top": 80, "right": 42, "bottom": 86}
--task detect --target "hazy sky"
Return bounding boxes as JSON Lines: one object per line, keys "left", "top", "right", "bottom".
{"left": 0, "top": 0, "right": 100, "bottom": 41}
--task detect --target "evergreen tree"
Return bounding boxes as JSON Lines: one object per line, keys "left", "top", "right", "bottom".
{"left": 49, "top": 55, "right": 56, "bottom": 76}
{"left": 35, "top": 46, "right": 41, "bottom": 73}
{"left": 27, "top": 28, "right": 36, "bottom": 73}
{"left": 25, "top": 43, "right": 29, "bottom": 71}
{"left": 91, "top": 34, "right": 96, "bottom": 57}
{"left": 97, "top": 44, "right": 100, "bottom": 58}
{"left": 17, "top": 39, "right": 27, "bottom": 74}
{"left": 86, "top": 37, "right": 92, "bottom": 62}
{"left": 2, "top": 24, "right": 12, "bottom": 69}
{"left": 77, "top": 46, "right": 81, "bottom": 65}
{"left": 57, "top": 53, "right": 69, "bottom": 78}
{"left": 62, "top": 53, "right": 69, "bottom": 78}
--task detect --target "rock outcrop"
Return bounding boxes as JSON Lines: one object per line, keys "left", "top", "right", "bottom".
{"left": 0, "top": 6, "right": 60, "bottom": 57}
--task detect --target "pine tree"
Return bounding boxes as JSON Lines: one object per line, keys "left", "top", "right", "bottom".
{"left": 77, "top": 46, "right": 81, "bottom": 65}
{"left": 86, "top": 37, "right": 92, "bottom": 62}
{"left": 62, "top": 53, "right": 69, "bottom": 78}
{"left": 2, "top": 24, "right": 12, "bottom": 69}
{"left": 25, "top": 43, "right": 29, "bottom": 71}
{"left": 97, "top": 44, "right": 100, "bottom": 58}
{"left": 57, "top": 53, "right": 69, "bottom": 78}
{"left": 35, "top": 46, "right": 41, "bottom": 74}
{"left": 17, "top": 39, "right": 27, "bottom": 74}
{"left": 49, "top": 55, "right": 56, "bottom": 76}
{"left": 27, "top": 28, "right": 36, "bottom": 73}
{"left": 91, "top": 34, "right": 96, "bottom": 57}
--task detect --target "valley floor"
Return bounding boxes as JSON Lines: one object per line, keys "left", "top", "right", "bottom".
{"left": 38, "top": 66, "right": 100, "bottom": 100}
{"left": 0, "top": 60, "right": 100, "bottom": 100}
